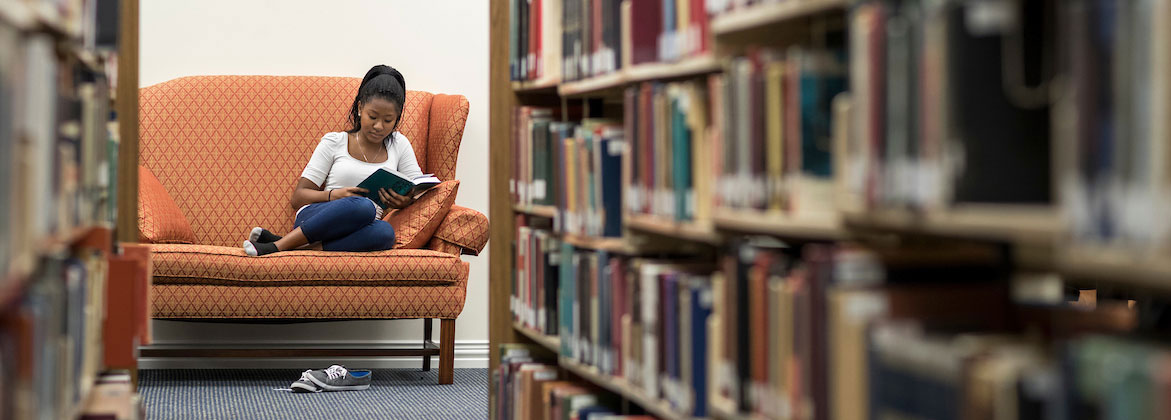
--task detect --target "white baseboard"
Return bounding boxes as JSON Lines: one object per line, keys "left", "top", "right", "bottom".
{"left": 138, "top": 340, "right": 488, "bottom": 369}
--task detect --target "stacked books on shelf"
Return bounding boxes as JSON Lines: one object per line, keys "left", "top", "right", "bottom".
{"left": 1059, "top": 0, "right": 1171, "bottom": 254}
{"left": 1, "top": 25, "right": 117, "bottom": 280}
{"left": 845, "top": 0, "right": 1053, "bottom": 212}
{"left": 629, "top": 0, "right": 710, "bottom": 65}
{"left": 513, "top": 219, "right": 562, "bottom": 336}
{"left": 496, "top": 344, "right": 657, "bottom": 420}
{"left": 0, "top": 1, "right": 141, "bottom": 418}
{"left": 509, "top": 0, "right": 563, "bottom": 84}
{"left": 1, "top": 246, "right": 109, "bottom": 419}
{"left": 714, "top": 47, "right": 847, "bottom": 219}
{"left": 512, "top": 106, "right": 625, "bottom": 237}
{"left": 623, "top": 79, "right": 713, "bottom": 224}
{"left": 510, "top": 0, "right": 715, "bottom": 85}
{"left": 710, "top": 239, "right": 1017, "bottom": 420}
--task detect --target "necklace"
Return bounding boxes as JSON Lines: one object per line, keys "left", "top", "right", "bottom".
{"left": 357, "top": 133, "right": 379, "bottom": 162}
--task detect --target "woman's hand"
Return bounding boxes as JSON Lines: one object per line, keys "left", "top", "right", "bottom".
{"left": 378, "top": 188, "right": 415, "bottom": 210}
{"left": 329, "top": 187, "right": 369, "bottom": 201}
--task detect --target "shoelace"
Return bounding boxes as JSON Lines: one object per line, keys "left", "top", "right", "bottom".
{"left": 324, "top": 365, "right": 348, "bottom": 380}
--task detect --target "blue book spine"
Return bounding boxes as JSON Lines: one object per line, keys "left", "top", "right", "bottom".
{"left": 664, "top": 273, "right": 678, "bottom": 392}
{"left": 559, "top": 242, "right": 575, "bottom": 357}
{"left": 690, "top": 282, "right": 713, "bottom": 417}
{"left": 672, "top": 96, "right": 692, "bottom": 221}
{"left": 799, "top": 51, "right": 847, "bottom": 178}
{"left": 600, "top": 134, "right": 625, "bottom": 237}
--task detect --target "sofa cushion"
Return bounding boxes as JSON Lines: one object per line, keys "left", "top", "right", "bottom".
{"left": 432, "top": 205, "right": 490, "bottom": 255}
{"left": 385, "top": 180, "right": 459, "bottom": 249}
{"left": 149, "top": 244, "right": 464, "bottom": 286}
{"left": 138, "top": 166, "right": 196, "bottom": 244}
{"left": 152, "top": 275, "right": 468, "bottom": 319}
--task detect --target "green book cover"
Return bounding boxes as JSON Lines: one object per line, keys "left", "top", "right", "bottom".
{"left": 355, "top": 168, "right": 440, "bottom": 202}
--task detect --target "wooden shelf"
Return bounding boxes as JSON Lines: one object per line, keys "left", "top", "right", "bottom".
{"left": 1, "top": 225, "right": 112, "bottom": 311}
{"left": 513, "top": 204, "right": 558, "bottom": 219}
{"left": 713, "top": 207, "right": 845, "bottom": 240}
{"left": 560, "top": 234, "right": 644, "bottom": 254}
{"left": 558, "top": 356, "right": 704, "bottom": 420}
{"left": 626, "top": 213, "right": 723, "bottom": 244}
{"left": 1059, "top": 246, "right": 1171, "bottom": 292}
{"left": 558, "top": 56, "right": 723, "bottom": 96}
{"left": 513, "top": 322, "right": 561, "bottom": 353}
{"left": 558, "top": 71, "right": 627, "bottom": 96}
{"left": 710, "top": 402, "right": 754, "bottom": 420}
{"left": 842, "top": 206, "right": 1060, "bottom": 246}
{"left": 512, "top": 78, "right": 560, "bottom": 93}
{"left": 711, "top": 0, "right": 848, "bottom": 36}
{"left": 623, "top": 55, "right": 722, "bottom": 84}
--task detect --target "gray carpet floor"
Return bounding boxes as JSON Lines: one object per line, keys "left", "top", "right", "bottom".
{"left": 139, "top": 369, "right": 489, "bottom": 420}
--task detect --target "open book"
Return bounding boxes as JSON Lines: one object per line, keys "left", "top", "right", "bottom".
{"left": 356, "top": 168, "right": 441, "bottom": 201}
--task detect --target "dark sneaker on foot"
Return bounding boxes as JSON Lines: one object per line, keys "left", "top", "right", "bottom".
{"left": 290, "top": 370, "right": 322, "bottom": 393}
{"left": 305, "top": 365, "right": 372, "bottom": 391}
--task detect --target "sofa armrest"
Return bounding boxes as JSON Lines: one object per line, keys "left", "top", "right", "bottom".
{"left": 428, "top": 205, "right": 489, "bottom": 256}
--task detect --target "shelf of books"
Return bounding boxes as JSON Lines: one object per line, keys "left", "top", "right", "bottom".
{"left": 625, "top": 213, "right": 721, "bottom": 245}
{"left": 709, "top": 0, "right": 847, "bottom": 36}
{"left": 0, "top": 0, "right": 146, "bottom": 418}
{"left": 842, "top": 206, "right": 1060, "bottom": 246}
{"left": 493, "top": 0, "right": 1171, "bottom": 419}
{"left": 514, "top": 204, "right": 558, "bottom": 219}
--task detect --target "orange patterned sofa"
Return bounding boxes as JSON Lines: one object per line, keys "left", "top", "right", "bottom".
{"left": 135, "top": 76, "right": 488, "bottom": 384}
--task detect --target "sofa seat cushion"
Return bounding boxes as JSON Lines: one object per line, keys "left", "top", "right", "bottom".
{"left": 149, "top": 244, "right": 467, "bottom": 286}
{"left": 152, "top": 275, "right": 468, "bottom": 319}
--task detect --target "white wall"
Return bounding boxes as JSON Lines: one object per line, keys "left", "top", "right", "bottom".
{"left": 139, "top": 0, "right": 490, "bottom": 368}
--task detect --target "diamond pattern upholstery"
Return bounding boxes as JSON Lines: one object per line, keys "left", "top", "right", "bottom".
{"left": 385, "top": 180, "right": 459, "bottom": 249}
{"left": 137, "top": 75, "right": 486, "bottom": 320}
{"left": 430, "top": 205, "right": 490, "bottom": 256}
{"left": 138, "top": 165, "right": 195, "bottom": 244}
{"left": 150, "top": 244, "right": 464, "bottom": 286}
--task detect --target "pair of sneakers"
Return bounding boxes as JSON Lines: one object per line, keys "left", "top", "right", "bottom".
{"left": 290, "top": 364, "right": 372, "bottom": 393}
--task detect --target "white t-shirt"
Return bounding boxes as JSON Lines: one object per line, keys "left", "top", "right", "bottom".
{"left": 298, "top": 131, "right": 424, "bottom": 219}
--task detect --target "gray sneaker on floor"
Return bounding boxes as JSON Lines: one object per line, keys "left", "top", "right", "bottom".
{"left": 290, "top": 370, "right": 322, "bottom": 393}
{"left": 305, "top": 365, "right": 372, "bottom": 391}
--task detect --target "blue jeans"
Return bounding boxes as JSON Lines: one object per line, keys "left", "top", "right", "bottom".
{"left": 294, "top": 197, "right": 395, "bottom": 252}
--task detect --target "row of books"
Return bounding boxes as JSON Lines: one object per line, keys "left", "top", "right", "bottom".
{"left": 511, "top": 221, "right": 716, "bottom": 417}
{"left": 845, "top": 0, "right": 1052, "bottom": 211}
{"left": 865, "top": 325, "right": 1171, "bottom": 420}
{"left": 715, "top": 47, "right": 846, "bottom": 216}
{"left": 509, "top": 0, "right": 712, "bottom": 84}
{"left": 511, "top": 108, "right": 625, "bottom": 237}
{"left": 623, "top": 79, "right": 711, "bottom": 223}
{"left": 1061, "top": 0, "right": 1171, "bottom": 252}
{"left": 495, "top": 344, "right": 657, "bottom": 420}
{"left": 0, "top": 23, "right": 118, "bottom": 280}
{"left": 1, "top": 249, "right": 107, "bottom": 420}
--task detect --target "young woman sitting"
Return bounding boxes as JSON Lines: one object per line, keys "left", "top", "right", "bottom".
{"left": 244, "top": 65, "right": 420, "bottom": 256}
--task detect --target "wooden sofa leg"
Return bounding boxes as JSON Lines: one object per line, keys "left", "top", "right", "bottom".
{"left": 439, "top": 319, "right": 455, "bottom": 384}
{"left": 423, "top": 318, "right": 433, "bottom": 372}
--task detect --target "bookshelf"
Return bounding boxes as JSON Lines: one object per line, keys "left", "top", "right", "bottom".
{"left": 558, "top": 356, "right": 702, "bottom": 420}
{"left": 0, "top": 0, "right": 144, "bottom": 417}
{"left": 712, "top": 208, "right": 844, "bottom": 240}
{"left": 626, "top": 214, "right": 722, "bottom": 245}
{"left": 710, "top": 0, "right": 847, "bottom": 36}
{"left": 513, "top": 204, "right": 558, "bottom": 219}
{"left": 491, "top": 0, "right": 1168, "bottom": 419}
{"left": 513, "top": 322, "right": 562, "bottom": 351}
{"left": 1059, "top": 247, "right": 1171, "bottom": 293}
{"left": 842, "top": 206, "right": 1060, "bottom": 247}
{"left": 556, "top": 55, "right": 723, "bottom": 97}
{"left": 513, "top": 79, "right": 560, "bottom": 94}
